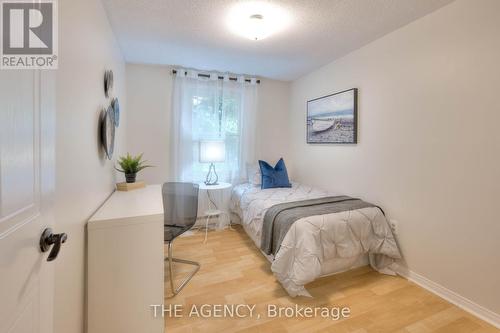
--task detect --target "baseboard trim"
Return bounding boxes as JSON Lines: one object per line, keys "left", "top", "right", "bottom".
{"left": 395, "top": 265, "right": 500, "bottom": 329}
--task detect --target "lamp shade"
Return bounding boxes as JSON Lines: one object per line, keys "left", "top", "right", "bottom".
{"left": 199, "top": 140, "right": 226, "bottom": 163}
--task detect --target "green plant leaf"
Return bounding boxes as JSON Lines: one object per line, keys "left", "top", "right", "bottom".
{"left": 115, "top": 152, "right": 154, "bottom": 174}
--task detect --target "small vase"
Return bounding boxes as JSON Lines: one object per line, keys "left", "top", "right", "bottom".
{"left": 125, "top": 173, "right": 136, "bottom": 183}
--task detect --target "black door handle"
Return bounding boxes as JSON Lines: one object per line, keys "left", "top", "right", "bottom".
{"left": 40, "top": 228, "right": 68, "bottom": 262}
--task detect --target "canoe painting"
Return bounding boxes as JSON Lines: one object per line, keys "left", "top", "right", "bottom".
{"left": 306, "top": 88, "right": 357, "bottom": 144}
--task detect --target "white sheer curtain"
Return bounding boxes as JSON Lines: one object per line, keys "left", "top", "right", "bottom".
{"left": 170, "top": 69, "right": 258, "bottom": 184}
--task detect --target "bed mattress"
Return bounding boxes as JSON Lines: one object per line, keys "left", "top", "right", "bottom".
{"left": 231, "top": 182, "right": 331, "bottom": 246}
{"left": 230, "top": 182, "right": 401, "bottom": 297}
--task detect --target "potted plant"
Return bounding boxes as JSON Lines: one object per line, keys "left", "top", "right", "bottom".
{"left": 115, "top": 153, "right": 153, "bottom": 183}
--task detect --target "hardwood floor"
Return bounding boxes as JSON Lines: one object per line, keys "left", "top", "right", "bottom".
{"left": 165, "top": 226, "right": 498, "bottom": 333}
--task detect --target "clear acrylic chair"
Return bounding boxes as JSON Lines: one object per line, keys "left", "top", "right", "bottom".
{"left": 162, "top": 182, "right": 200, "bottom": 298}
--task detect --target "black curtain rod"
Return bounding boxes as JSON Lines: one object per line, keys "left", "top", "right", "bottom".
{"left": 172, "top": 69, "right": 260, "bottom": 84}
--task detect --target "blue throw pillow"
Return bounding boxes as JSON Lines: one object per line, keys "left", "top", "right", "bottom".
{"left": 259, "top": 158, "right": 292, "bottom": 189}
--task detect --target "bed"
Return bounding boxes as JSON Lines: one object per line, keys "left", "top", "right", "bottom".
{"left": 230, "top": 182, "right": 402, "bottom": 297}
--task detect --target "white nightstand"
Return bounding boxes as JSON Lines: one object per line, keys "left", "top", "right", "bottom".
{"left": 198, "top": 182, "right": 232, "bottom": 242}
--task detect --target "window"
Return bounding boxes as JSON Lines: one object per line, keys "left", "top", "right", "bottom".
{"left": 170, "top": 71, "right": 257, "bottom": 184}
{"left": 191, "top": 86, "right": 242, "bottom": 182}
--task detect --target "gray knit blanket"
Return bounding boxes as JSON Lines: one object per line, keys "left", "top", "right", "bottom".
{"left": 260, "top": 196, "right": 379, "bottom": 256}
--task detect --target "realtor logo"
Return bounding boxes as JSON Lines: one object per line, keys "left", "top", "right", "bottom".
{"left": 1, "top": 0, "right": 58, "bottom": 69}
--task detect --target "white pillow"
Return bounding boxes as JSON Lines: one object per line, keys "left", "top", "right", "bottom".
{"left": 246, "top": 163, "right": 261, "bottom": 185}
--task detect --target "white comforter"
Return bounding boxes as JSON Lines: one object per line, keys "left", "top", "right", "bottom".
{"left": 230, "top": 183, "right": 401, "bottom": 297}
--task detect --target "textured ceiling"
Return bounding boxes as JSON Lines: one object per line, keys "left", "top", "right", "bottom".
{"left": 102, "top": 0, "right": 454, "bottom": 81}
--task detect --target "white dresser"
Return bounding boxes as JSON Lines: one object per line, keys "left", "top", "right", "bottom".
{"left": 87, "top": 185, "right": 164, "bottom": 333}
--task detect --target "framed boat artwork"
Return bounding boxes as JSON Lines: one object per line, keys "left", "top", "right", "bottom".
{"left": 306, "top": 88, "right": 358, "bottom": 144}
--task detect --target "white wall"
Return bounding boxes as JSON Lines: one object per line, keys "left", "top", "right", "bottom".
{"left": 255, "top": 79, "right": 291, "bottom": 164}
{"left": 126, "top": 64, "right": 173, "bottom": 183}
{"left": 289, "top": 0, "right": 500, "bottom": 316}
{"left": 126, "top": 63, "right": 291, "bottom": 184}
{"left": 55, "top": 0, "right": 126, "bottom": 332}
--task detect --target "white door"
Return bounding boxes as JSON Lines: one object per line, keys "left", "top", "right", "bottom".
{"left": 0, "top": 69, "right": 57, "bottom": 333}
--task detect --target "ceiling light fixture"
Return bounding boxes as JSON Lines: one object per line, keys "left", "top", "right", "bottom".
{"left": 227, "top": 2, "right": 290, "bottom": 41}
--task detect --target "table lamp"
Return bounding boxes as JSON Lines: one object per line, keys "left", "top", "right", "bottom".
{"left": 199, "top": 140, "right": 225, "bottom": 185}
